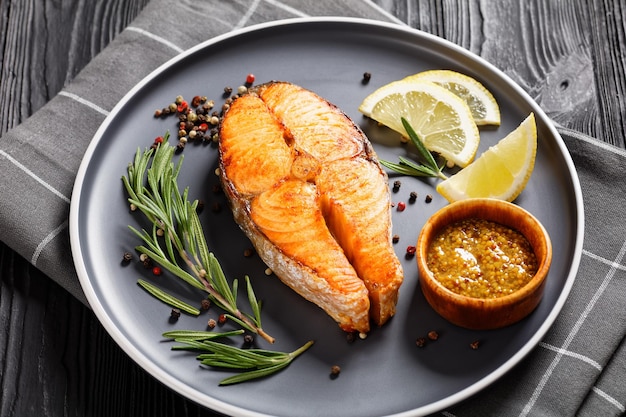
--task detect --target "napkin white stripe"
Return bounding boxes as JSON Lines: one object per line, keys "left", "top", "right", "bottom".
{"left": 519, "top": 239, "right": 626, "bottom": 417}
{"left": 583, "top": 248, "right": 626, "bottom": 272}
{"left": 32, "top": 220, "right": 67, "bottom": 265}
{"left": 58, "top": 91, "right": 109, "bottom": 116}
{"left": 234, "top": 0, "right": 261, "bottom": 30}
{"left": 363, "top": 0, "right": 407, "bottom": 25}
{"left": 0, "top": 150, "right": 70, "bottom": 204}
{"left": 538, "top": 342, "right": 602, "bottom": 370}
{"left": 263, "top": 0, "right": 309, "bottom": 17}
{"left": 591, "top": 386, "right": 626, "bottom": 413}
{"left": 125, "top": 26, "right": 184, "bottom": 54}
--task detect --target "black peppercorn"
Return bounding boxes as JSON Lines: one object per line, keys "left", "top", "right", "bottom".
{"left": 122, "top": 252, "right": 133, "bottom": 265}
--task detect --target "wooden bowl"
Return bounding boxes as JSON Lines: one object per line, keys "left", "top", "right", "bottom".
{"left": 416, "top": 198, "right": 552, "bottom": 330}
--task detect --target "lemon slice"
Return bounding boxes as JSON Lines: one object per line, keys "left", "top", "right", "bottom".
{"left": 359, "top": 79, "right": 480, "bottom": 167}
{"left": 405, "top": 70, "right": 501, "bottom": 126}
{"left": 436, "top": 113, "right": 537, "bottom": 202}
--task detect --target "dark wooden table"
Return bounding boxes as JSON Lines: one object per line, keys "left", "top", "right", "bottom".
{"left": 1, "top": 1, "right": 624, "bottom": 416}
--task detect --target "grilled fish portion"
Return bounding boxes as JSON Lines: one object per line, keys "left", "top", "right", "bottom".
{"left": 219, "top": 81, "right": 403, "bottom": 333}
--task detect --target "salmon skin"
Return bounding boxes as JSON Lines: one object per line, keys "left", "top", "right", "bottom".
{"left": 218, "top": 81, "right": 403, "bottom": 334}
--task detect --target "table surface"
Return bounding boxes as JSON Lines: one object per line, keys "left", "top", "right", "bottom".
{"left": 1, "top": 1, "right": 624, "bottom": 416}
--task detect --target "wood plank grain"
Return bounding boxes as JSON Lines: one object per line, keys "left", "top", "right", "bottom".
{"left": 0, "top": 0, "right": 150, "bottom": 133}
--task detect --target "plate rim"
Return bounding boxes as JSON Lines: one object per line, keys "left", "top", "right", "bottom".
{"left": 69, "top": 16, "right": 585, "bottom": 417}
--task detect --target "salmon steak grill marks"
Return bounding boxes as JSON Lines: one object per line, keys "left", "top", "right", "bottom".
{"left": 218, "top": 81, "right": 404, "bottom": 334}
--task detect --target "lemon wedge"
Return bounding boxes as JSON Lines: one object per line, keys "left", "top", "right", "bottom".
{"left": 404, "top": 70, "right": 501, "bottom": 126}
{"left": 436, "top": 113, "right": 537, "bottom": 202}
{"left": 359, "top": 79, "right": 480, "bottom": 167}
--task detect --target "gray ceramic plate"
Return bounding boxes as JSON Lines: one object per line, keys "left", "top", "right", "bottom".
{"left": 70, "top": 17, "right": 584, "bottom": 417}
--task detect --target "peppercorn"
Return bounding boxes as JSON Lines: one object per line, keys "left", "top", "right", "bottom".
{"left": 244, "top": 334, "right": 254, "bottom": 345}
{"left": 152, "top": 266, "right": 162, "bottom": 276}
{"left": 362, "top": 72, "right": 372, "bottom": 84}
{"left": 223, "top": 86, "right": 233, "bottom": 97}
{"left": 392, "top": 234, "right": 400, "bottom": 243}
{"left": 330, "top": 365, "right": 341, "bottom": 379}
{"left": 397, "top": 201, "right": 406, "bottom": 212}
{"left": 243, "top": 248, "right": 254, "bottom": 257}
{"left": 191, "top": 95, "right": 202, "bottom": 107}
{"left": 409, "top": 191, "right": 418, "bottom": 203}
{"left": 170, "top": 308, "right": 181, "bottom": 319}
{"left": 346, "top": 332, "right": 356, "bottom": 344}
{"left": 207, "top": 318, "right": 217, "bottom": 328}
{"left": 201, "top": 299, "right": 211, "bottom": 310}
{"left": 218, "top": 313, "right": 227, "bottom": 325}
{"left": 406, "top": 245, "right": 417, "bottom": 257}
{"left": 154, "top": 109, "right": 162, "bottom": 118}
{"left": 392, "top": 180, "right": 401, "bottom": 192}
{"left": 122, "top": 252, "right": 133, "bottom": 265}
{"left": 177, "top": 101, "right": 189, "bottom": 113}
{"left": 425, "top": 194, "right": 433, "bottom": 203}
{"left": 470, "top": 340, "right": 480, "bottom": 350}
{"left": 427, "top": 330, "right": 439, "bottom": 341}
{"left": 415, "top": 337, "right": 426, "bottom": 348}
{"left": 245, "top": 73, "right": 255, "bottom": 85}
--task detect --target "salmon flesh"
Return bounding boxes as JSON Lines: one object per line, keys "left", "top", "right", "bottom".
{"left": 218, "top": 81, "right": 403, "bottom": 334}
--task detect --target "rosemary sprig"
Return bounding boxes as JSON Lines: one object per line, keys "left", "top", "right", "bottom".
{"left": 137, "top": 279, "right": 200, "bottom": 316}
{"left": 380, "top": 117, "right": 448, "bottom": 180}
{"left": 122, "top": 137, "right": 274, "bottom": 344}
{"left": 168, "top": 337, "right": 314, "bottom": 385}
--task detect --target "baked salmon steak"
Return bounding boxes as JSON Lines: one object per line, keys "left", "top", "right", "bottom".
{"left": 218, "top": 81, "right": 404, "bottom": 334}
